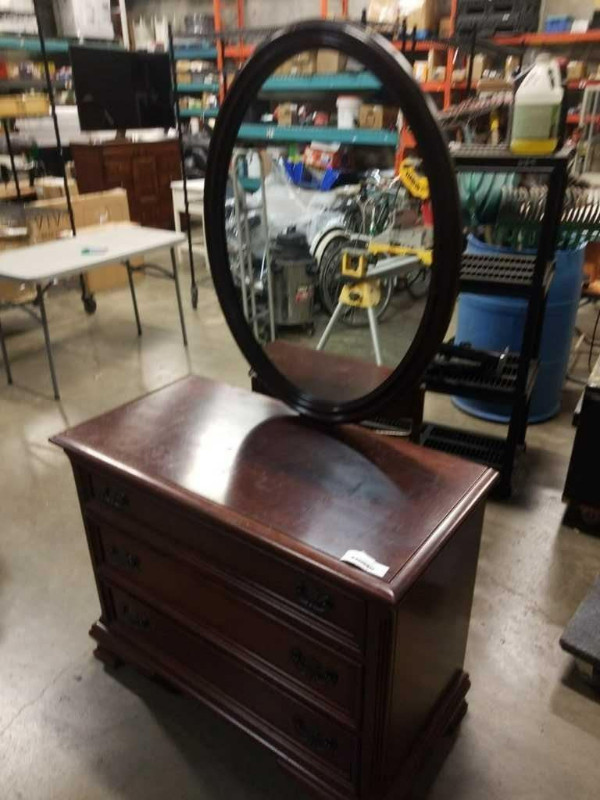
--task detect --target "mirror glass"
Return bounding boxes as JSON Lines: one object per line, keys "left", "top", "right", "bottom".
{"left": 222, "top": 43, "right": 435, "bottom": 404}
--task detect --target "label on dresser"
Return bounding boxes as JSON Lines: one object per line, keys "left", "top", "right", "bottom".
{"left": 341, "top": 550, "right": 389, "bottom": 578}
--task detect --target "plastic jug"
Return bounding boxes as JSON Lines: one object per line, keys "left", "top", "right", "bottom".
{"left": 510, "top": 53, "right": 564, "bottom": 155}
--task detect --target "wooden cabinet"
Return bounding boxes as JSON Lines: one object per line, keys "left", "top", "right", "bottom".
{"left": 71, "top": 139, "right": 180, "bottom": 229}
{"left": 52, "top": 376, "right": 496, "bottom": 800}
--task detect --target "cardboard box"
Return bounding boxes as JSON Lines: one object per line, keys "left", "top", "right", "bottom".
{"left": 427, "top": 48, "right": 446, "bottom": 76}
{"left": 276, "top": 103, "right": 298, "bottom": 127}
{"left": 567, "top": 61, "right": 586, "bottom": 81}
{"left": 469, "top": 54, "right": 491, "bottom": 83}
{"left": 28, "top": 189, "right": 143, "bottom": 293}
{"left": 359, "top": 104, "right": 398, "bottom": 129}
{"left": 0, "top": 228, "right": 35, "bottom": 304}
{"left": 53, "top": 0, "right": 114, "bottom": 40}
{"left": 316, "top": 49, "right": 348, "bottom": 74}
{"left": 34, "top": 176, "right": 79, "bottom": 199}
{"left": 413, "top": 61, "right": 428, "bottom": 82}
{"left": 406, "top": 0, "right": 439, "bottom": 33}
{"left": 505, "top": 55, "right": 520, "bottom": 80}
{"left": 368, "top": 0, "right": 438, "bottom": 32}
{"left": 439, "top": 15, "right": 451, "bottom": 37}
{"left": 275, "top": 51, "right": 317, "bottom": 76}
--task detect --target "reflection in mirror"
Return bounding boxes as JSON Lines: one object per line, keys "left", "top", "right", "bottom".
{"left": 224, "top": 46, "right": 433, "bottom": 403}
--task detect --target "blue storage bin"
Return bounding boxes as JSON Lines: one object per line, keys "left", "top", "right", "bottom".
{"left": 453, "top": 236, "right": 585, "bottom": 423}
{"left": 544, "top": 15, "right": 573, "bottom": 32}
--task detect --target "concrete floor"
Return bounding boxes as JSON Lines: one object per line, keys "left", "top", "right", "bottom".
{"left": 1, "top": 259, "right": 600, "bottom": 800}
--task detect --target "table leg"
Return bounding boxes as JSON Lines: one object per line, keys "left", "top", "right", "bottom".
{"left": 0, "top": 311, "right": 13, "bottom": 385}
{"left": 37, "top": 283, "right": 60, "bottom": 400}
{"left": 170, "top": 248, "right": 188, "bottom": 347}
{"left": 199, "top": 207, "right": 209, "bottom": 271}
{"left": 172, "top": 198, "right": 182, "bottom": 269}
{"left": 126, "top": 261, "right": 142, "bottom": 337}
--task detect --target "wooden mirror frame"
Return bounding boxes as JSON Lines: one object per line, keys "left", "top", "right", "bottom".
{"left": 204, "top": 19, "right": 462, "bottom": 424}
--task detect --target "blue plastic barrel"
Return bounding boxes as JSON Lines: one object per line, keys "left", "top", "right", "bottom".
{"left": 453, "top": 235, "right": 585, "bottom": 423}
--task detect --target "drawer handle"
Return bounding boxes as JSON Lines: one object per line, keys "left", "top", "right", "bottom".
{"left": 108, "top": 544, "right": 141, "bottom": 572}
{"left": 293, "top": 716, "right": 338, "bottom": 753}
{"left": 290, "top": 647, "right": 339, "bottom": 686}
{"left": 120, "top": 603, "right": 150, "bottom": 630}
{"left": 102, "top": 487, "right": 129, "bottom": 511}
{"left": 295, "top": 581, "right": 334, "bottom": 616}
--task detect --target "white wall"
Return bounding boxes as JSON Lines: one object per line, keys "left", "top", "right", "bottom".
{"left": 126, "top": 0, "right": 450, "bottom": 31}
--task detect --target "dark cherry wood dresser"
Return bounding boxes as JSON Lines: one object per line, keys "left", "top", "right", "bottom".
{"left": 52, "top": 376, "right": 496, "bottom": 800}
{"left": 71, "top": 139, "right": 180, "bottom": 229}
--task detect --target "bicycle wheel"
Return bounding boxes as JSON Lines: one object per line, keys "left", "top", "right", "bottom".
{"left": 319, "top": 239, "right": 393, "bottom": 328}
{"left": 406, "top": 267, "right": 431, "bottom": 299}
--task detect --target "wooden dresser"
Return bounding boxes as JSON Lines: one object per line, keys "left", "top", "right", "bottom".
{"left": 52, "top": 376, "right": 496, "bottom": 800}
{"left": 71, "top": 139, "right": 180, "bottom": 229}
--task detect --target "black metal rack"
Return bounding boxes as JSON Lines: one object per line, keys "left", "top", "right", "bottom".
{"left": 0, "top": 0, "right": 94, "bottom": 312}
{"left": 422, "top": 145, "right": 571, "bottom": 497}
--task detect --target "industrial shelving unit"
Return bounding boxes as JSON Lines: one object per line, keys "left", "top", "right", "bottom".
{"left": 236, "top": 123, "right": 398, "bottom": 146}
{"left": 421, "top": 145, "right": 571, "bottom": 497}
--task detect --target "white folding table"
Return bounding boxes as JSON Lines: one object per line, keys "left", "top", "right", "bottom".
{"left": 0, "top": 223, "right": 187, "bottom": 400}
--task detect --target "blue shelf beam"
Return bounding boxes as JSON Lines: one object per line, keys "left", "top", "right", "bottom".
{"left": 261, "top": 72, "right": 382, "bottom": 92}
{"left": 177, "top": 82, "right": 220, "bottom": 93}
{"left": 180, "top": 107, "right": 220, "bottom": 118}
{"left": 0, "top": 35, "right": 122, "bottom": 54}
{"left": 237, "top": 123, "right": 397, "bottom": 147}
{"left": 174, "top": 47, "right": 218, "bottom": 60}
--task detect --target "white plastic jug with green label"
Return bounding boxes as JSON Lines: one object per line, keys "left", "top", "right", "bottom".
{"left": 510, "top": 53, "right": 564, "bottom": 155}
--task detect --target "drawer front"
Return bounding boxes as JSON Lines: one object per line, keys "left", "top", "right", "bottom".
{"left": 107, "top": 585, "right": 358, "bottom": 782}
{"left": 85, "top": 468, "right": 366, "bottom": 648}
{"left": 95, "top": 521, "right": 362, "bottom": 719}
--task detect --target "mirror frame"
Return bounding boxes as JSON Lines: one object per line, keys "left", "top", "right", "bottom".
{"left": 204, "top": 19, "right": 462, "bottom": 424}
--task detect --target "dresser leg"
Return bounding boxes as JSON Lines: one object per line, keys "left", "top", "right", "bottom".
{"left": 93, "top": 645, "right": 123, "bottom": 670}
{"left": 443, "top": 699, "right": 468, "bottom": 737}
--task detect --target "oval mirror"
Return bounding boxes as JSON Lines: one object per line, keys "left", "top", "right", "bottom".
{"left": 204, "top": 19, "right": 462, "bottom": 423}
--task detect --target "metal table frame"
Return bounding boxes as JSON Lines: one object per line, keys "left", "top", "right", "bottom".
{"left": 0, "top": 246, "right": 187, "bottom": 401}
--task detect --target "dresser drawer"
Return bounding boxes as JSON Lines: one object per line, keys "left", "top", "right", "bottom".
{"left": 94, "top": 520, "right": 362, "bottom": 719}
{"left": 107, "top": 585, "right": 359, "bottom": 783}
{"left": 84, "top": 468, "right": 366, "bottom": 649}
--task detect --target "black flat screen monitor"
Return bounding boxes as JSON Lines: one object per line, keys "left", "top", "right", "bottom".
{"left": 70, "top": 46, "right": 175, "bottom": 131}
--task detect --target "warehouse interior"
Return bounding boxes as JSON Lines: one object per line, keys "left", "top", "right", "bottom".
{"left": 2, "top": 2, "right": 600, "bottom": 800}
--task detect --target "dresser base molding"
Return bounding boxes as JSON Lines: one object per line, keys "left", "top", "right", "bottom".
{"left": 91, "top": 620, "right": 469, "bottom": 800}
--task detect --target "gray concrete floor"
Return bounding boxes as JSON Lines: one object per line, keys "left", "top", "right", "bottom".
{"left": 1, "top": 257, "right": 600, "bottom": 800}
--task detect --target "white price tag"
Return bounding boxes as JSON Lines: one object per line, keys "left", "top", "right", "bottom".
{"left": 340, "top": 550, "right": 389, "bottom": 578}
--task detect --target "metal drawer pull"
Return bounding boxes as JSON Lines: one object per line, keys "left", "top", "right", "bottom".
{"left": 290, "top": 647, "right": 339, "bottom": 686}
{"left": 121, "top": 603, "right": 150, "bottom": 629}
{"left": 109, "top": 544, "right": 141, "bottom": 572}
{"left": 102, "top": 486, "right": 129, "bottom": 510}
{"left": 293, "top": 716, "right": 338, "bottom": 753}
{"left": 295, "top": 581, "right": 334, "bottom": 616}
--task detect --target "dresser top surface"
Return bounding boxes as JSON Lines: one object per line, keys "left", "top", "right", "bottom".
{"left": 52, "top": 377, "right": 495, "bottom": 600}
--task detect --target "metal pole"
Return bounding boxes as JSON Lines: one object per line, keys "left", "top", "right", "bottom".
{"left": 367, "top": 306, "right": 382, "bottom": 366}
{"left": 125, "top": 261, "right": 142, "bottom": 336}
{"left": 231, "top": 162, "right": 250, "bottom": 322}
{"left": 0, "top": 313, "right": 12, "bottom": 384}
{"left": 257, "top": 152, "right": 275, "bottom": 341}
{"left": 170, "top": 248, "right": 188, "bottom": 347}
{"left": 32, "top": 0, "right": 93, "bottom": 310}
{"left": 2, "top": 120, "right": 21, "bottom": 199}
{"left": 118, "top": 0, "right": 130, "bottom": 49}
{"left": 168, "top": 22, "right": 199, "bottom": 309}
{"left": 317, "top": 301, "right": 345, "bottom": 351}
{"left": 37, "top": 283, "right": 60, "bottom": 400}
{"left": 32, "top": 0, "right": 75, "bottom": 236}
{"left": 465, "top": 26, "right": 477, "bottom": 95}
{"left": 410, "top": 25, "right": 417, "bottom": 67}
